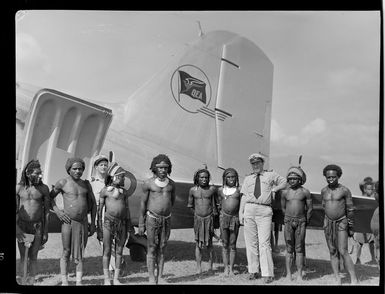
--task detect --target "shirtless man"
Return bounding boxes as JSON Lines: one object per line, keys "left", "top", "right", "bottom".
{"left": 98, "top": 162, "right": 134, "bottom": 285}
{"left": 217, "top": 168, "right": 241, "bottom": 276}
{"left": 321, "top": 164, "right": 357, "bottom": 285}
{"left": 281, "top": 166, "right": 312, "bottom": 282}
{"left": 90, "top": 154, "right": 124, "bottom": 276}
{"left": 188, "top": 168, "right": 218, "bottom": 274}
{"left": 50, "top": 158, "right": 97, "bottom": 286}
{"left": 138, "top": 154, "right": 176, "bottom": 284}
{"left": 16, "top": 160, "right": 50, "bottom": 285}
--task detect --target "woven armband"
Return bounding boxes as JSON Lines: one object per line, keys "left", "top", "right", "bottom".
{"left": 347, "top": 208, "right": 354, "bottom": 228}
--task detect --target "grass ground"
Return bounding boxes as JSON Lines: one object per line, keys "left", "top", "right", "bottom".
{"left": 16, "top": 227, "right": 380, "bottom": 286}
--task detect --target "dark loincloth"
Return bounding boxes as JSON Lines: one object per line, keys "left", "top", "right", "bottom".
{"left": 284, "top": 215, "right": 306, "bottom": 253}
{"left": 323, "top": 215, "right": 347, "bottom": 257}
{"left": 62, "top": 218, "right": 88, "bottom": 263}
{"left": 219, "top": 211, "right": 240, "bottom": 231}
{"left": 145, "top": 210, "right": 171, "bottom": 249}
{"left": 194, "top": 214, "right": 214, "bottom": 249}
{"left": 103, "top": 213, "right": 127, "bottom": 244}
{"left": 17, "top": 218, "right": 43, "bottom": 236}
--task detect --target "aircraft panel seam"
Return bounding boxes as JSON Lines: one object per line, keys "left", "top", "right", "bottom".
{"left": 201, "top": 106, "right": 215, "bottom": 115}
{"left": 197, "top": 108, "right": 215, "bottom": 119}
{"left": 221, "top": 58, "right": 239, "bottom": 68}
{"left": 214, "top": 107, "right": 232, "bottom": 117}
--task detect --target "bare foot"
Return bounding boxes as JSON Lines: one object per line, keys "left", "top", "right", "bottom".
{"left": 149, "top": 277, "right": 157, "bottom": 284}
{"left": 285, "top": 275, "right": 292, "bottom": 282}
{"left": 296, "top": 276, "right": 304, "bottom": 282}
{"left": 351, "top": 279, "right": 358, "bottom": 285}
{"left": 27, "top": 276, "right": 35, "bottom": 285}
{"left": 113, "top": 279, "right": 123, "bottom": 285}
{"left": 229, "top": 270, "right": 235, "bottom": 276}
{"left": 76, "top": 280, "right": 83, "bottom": 286}
{"left": 158, "top": 277, "right": 167, "bottom": 284}
{"left": 104, "top": 279, "right": 112, "bottom": 285}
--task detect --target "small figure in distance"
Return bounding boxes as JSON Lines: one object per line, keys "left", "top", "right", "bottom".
{"left": 352, "top": 180, "right": 376, "bottom": 265}
{"left": 370, "top": 180, "right": 380, "bottom": 269}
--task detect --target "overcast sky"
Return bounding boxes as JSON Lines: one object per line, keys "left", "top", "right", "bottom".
{"left": 15, "top": 10, "right": 381, "bottom": 195}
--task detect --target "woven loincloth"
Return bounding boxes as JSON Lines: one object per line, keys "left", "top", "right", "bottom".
{"left": 103, "top": 213, "right": 127, "bottom": 244}
{"left": 284, "top": 215, "right": 306, "bottom": 253}
{"left": 194, "top": 214, "right": 214, "bottom": 249}
{"left": 146, "top": 210, "right": 171, "bottom": 249}
{"left": 323, "top": 215, "right": 347, "bottom": 257}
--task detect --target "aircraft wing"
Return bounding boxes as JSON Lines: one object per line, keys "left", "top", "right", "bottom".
{"left": 272, "top": 191, "right": 378, "bottom": 233}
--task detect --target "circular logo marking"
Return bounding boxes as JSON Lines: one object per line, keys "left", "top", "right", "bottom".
{"left": 170, "top": 64, "right": 212, "bottom": 113}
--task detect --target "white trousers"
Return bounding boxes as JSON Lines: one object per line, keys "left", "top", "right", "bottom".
{"left": 243, "top": 204, "right": 274, "bottom": 277}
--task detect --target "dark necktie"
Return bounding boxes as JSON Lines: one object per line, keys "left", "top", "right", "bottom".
{"left": 254, "top": 173, "right": 261, "bottom": 199}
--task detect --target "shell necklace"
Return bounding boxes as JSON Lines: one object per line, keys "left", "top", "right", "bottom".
{"left": 155, "top": 177, "right": 169, "bottom": 188}
{"left": 223, "top": 186, "right": 236, "bottom": 200}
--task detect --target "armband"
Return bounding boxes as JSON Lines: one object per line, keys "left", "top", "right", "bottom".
{"left": 347, "top": 217, "right": 354, "bottom": 229}
{"left": 128, "top": 224, "right": 135, "bottom": 234}
{"left": 347, "top": 206, "right": 354, "bottom": 215}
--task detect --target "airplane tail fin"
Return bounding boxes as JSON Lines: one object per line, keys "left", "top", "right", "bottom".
{"left": 107, "top": 30, "right": 273, "bottom": 182}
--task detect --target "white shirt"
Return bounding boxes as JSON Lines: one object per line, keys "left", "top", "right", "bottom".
{"left": 239, "top": 170, "right": 286, "bottom": 213}
{"left": 90, "top": 177, "right": 105, "bottom": 205}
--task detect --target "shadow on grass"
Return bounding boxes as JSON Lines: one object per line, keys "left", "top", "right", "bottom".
{"left": 84, "top": 276, "right": 149, "bottom": 285}
{"left": 270, "top": 254, "right": 380, "bottom": 283}
{"left": 164, "top": 240, "right": 249, "bottom": 264}
{"left": 16, "top": 256, "right": 148, "bottom": 280}
{"left": 166, "top": 269, "right": 221, "bottom": 283}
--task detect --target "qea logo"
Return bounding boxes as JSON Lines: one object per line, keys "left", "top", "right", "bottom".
{"left": 170, "top": 65, "right": 212, "bottom": 113}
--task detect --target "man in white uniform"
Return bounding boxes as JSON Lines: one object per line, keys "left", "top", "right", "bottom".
{"left": 239, "top": 153, "right": 287, "bottom": 283}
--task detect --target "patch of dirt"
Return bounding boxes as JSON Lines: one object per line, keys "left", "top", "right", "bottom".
{"left": 16, "top": 228, "right": 380, "bottom": 286}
